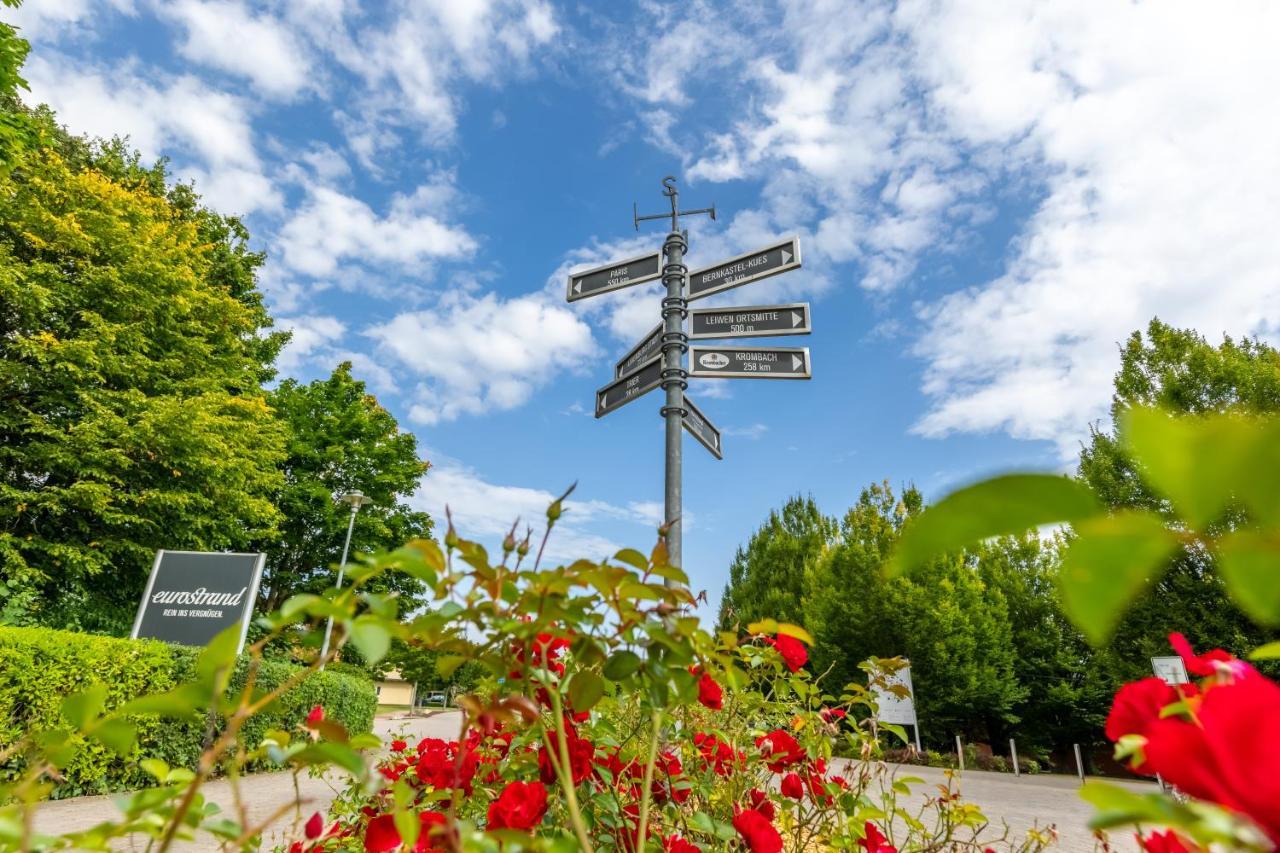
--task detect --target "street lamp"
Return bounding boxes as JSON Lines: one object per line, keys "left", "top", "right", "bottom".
{"left": 319, "top": 490, "right": 372, "bottom": 669}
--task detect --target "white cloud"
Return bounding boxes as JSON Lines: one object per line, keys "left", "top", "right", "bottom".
{"left": 276, "top": 315, "right": 346, "bottom": 375}
{"left": 723, "top": 423, "right": 768, "bottom": 440}
{"left": 370, "top": 290, "right": 596, "bottom": 425}
{"left": 159, "top": 0, "right": 312, "bottom": 99}
{"left": 3, "top": 0, "right": 134, "bottom": 40}
{"left": 277, "top": 181, "right": 477, "bottom": 277}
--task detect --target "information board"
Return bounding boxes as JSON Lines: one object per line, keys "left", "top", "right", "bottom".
{"left": 131, "top": 550, "right": 264, "bottom": 652}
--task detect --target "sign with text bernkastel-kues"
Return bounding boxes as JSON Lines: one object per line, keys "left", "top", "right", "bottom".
{"left": 566, "top": 251, "right": 663, "bottom": 302}
{"left": 688, "top": 345, "right": 811, "bottom": 379}
{"left": 689, "top": 303, "right": 811, "bottom": 340}
{"left": 596, "top": 356, "right": 663, "bottom": 418}
{"left": 132, "top": 551, "right": 265, "bottom": 652}
{"left": 615, "top": 323, "right": 664, "bottom": 379}
{"left": 687, "top": 236, "right": 801, "bottom": 302}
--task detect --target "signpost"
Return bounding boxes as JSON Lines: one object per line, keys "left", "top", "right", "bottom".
{"left": 566, "top": 177, "right": 813, "bottom": 579}
{"left": 687, "top": 236, "right": 801, "bottom": 302}
{"left": 689, "top": 303, "right": 811, "bottom": 340}
{"left": 615, "top": 323, "right": 664, "bottom": 378}
{"left": 871, "top": 665, "right": 922, "bottom": 751}
{"left": 682, "top": 396, "right": 722, "bottom": 460}
{"left": 1152, "top": 656, "right": 1191, "bottom": 685}
{"left": 566, "top": 251, "right": 662, "bottom": 302}
{"left": 596, "top": 357, "right": 663, "bottom": 418}
{"left": 688, "top": 345, "right": 811, "bottom": 379}
{"left": 132, "top": 550, "right": 264, "bottom": 653}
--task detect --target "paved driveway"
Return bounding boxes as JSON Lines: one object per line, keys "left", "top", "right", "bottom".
{"left": 32, "top": 711, "right": 1148, "bottom": 851}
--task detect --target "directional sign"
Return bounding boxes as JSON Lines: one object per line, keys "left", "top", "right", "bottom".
{"left": 689, "top": 303, "right": 811, "bottom": 340}
{"left": 687, "top": 236, "right": 801, "bottom": 302}
{"left": 596, "top": 356, "right": 663, "bottom": 418}
{"left": 682, "top": 396, "right": 722, "bottom": 460}
{"left": 688, "top": 345, "right": 811, "bottom": 379}
{"left": 567, "top": 251, "right": 662, "bottom": 302}
{"left": 616, "top": 323, "right": 664, "bottom": 378}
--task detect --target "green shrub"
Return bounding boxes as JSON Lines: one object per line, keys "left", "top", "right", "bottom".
{"left": 0, "top": 626, "right": 374, "bottom": 798}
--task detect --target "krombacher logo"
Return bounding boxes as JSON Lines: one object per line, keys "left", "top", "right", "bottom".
{"left": 150, "top": 586, "right": 247, "bottom": 607}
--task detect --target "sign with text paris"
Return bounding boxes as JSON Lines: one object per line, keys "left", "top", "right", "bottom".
{"left": 687, "top": 236, "right": 801, "bottom": 302}
{"left": 567, "top": 251, "right": 663, "bottom": 302}
{"left": 689, "top": 303, "right": 811, "bottom": 340}
{"left": 132, "top": 550, "right": 265, "bottom": 653}
{"left": 596, "top": 356, "right": 663, "bottom": 417}
{"left": 615, "top": 322, "right": 664, "bottom": 378}
{"left": 688, "top": 345, "right": 811, "bottom": 379}
{"left": 682, "top": 396, "right": 722, "bottom": 460}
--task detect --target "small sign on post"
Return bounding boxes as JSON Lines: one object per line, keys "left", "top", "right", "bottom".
{"left": 596, "top": 356, "right": 663, "bottom": 418}
{"left": 688, "top": 303, "right": 811, "bottom": 340}
{"left": 682, "top": 396, "right": 722, "bottom": 460}
{"left": 1152, "top": 656, "right": 1190, "bottom": 685}
{"left": 567, "top": 252, "right": 662, "bottom": 302}
{"left": 688, "top": 345, "right": 811, "bottom": 379}
{"left": 871, "top": 665, "right": 922, "bottom": 751}
{"left": 615, "top": 323, "right": 664, "bottom": 379}
{"left": 131, "top": 550, "right": 265, "bottom": 653}
{"left": 687, "top": 237, "right": 802, "bottom": 302}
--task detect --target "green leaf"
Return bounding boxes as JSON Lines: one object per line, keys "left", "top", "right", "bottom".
{"left": 140, "top": 759, "right": 170, "bottom": 782}
{"left": 567, "top": 671, "right": 605, "bottom": 712}
{"left": 116, "top": 683, "right": 208, "bottom": 718}
{"left": 1059, "top": 511, "right": 1177, "bottom": 645}
{"left": 647, "top": 562, "right": 690, "bottom": 584}
{"left": 61, "top": 684, "right": 107, "bottom": 730}
{"left": 196, "top": 624, "right": 242, "bottom": 684}
{"left": 1216, "top": 530, "right": 1280, "bottom": 626}
{"left": 436, "top": 654, "right": 467, "bottom": 678}
{"left": 1249, "top": 641, "right": 1280, "bottom": 660}
{"left": 888, "top": 474, "right": 1102, "bottom": 575}
{"left": 613, "top": 548, "right": 649, "bottom": 571}
{"left": 91, "top": 718, "right": 136, "bottom": 756}
{"left": 349, "top": 616, "right": 391, "bottom": 664}
{"left": 280, "top": 593, "right": 321, "bottom": 620}
{"left": 602, "top": 650, "right": 642, "bottom": 681}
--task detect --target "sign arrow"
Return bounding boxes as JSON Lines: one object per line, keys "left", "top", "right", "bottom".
{"left": 567, "top": 251, "right": 662, "bottom": 302}
{"left": 687, "top": 345, "right": 811, "bottom": 379}
{"left": 688, "top": 303, "right": 811, "bottom": 340}
{"left": 596, "top": 356, "right": 663, "bottom": 417}
{"left": 682, "top": 396, "right": 722, "bottom": 460}
{"left": 687, "top": 236, "right": 802, "bottom": 302}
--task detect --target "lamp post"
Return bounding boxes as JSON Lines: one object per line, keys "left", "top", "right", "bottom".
{"left": 319, "top": 490, "right": 372, "bottom": 670}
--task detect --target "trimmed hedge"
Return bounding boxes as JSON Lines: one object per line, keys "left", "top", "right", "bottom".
{"left": 0, "top": 626, "right": 376, "bottom": 798}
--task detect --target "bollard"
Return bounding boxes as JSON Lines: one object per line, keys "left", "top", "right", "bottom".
{"left": 1010, "top": 738, "right": 1020, "bottom": 778}
{"left": 956, "top": 735, "right": 965, "bottom": 772}
{"left": 1073, "top": 743, "right": 1086, "bottom": 784}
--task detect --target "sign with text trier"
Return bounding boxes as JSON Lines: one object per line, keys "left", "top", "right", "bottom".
{"left": 689, "top": 303, "right": 811, "bottom": 340}
{"left": 596, "top": 356, "right": 663, "bottom": 418}
{"left": 688, "top": 345, "right": 811, "bottom": 379}
{"left": 567, "top": 251, "right": 663, "bottom": 302}
{"left": 687, "top": 236, "right": 801, "bottom": 302}
{"left": 132, "top": 550, "right": 265, "bottom": 653}
{"left": 615, "top": 323, "right": 664, "bottom": 379}
{"left": 682, "top": 396, "right": 722, "bottom": 460}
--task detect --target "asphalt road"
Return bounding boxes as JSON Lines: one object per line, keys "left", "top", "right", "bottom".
{"left": 31, "top": 711, "right": 1149, "bottom": 851}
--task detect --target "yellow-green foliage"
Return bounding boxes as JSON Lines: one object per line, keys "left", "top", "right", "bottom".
{"left": 0, "top": 627, "right": 376, "bottom": 798}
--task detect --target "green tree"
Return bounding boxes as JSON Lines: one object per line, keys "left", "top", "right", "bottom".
{"left": 0, "top": 146, "right": 285, "bottom": 631}
{"left": 0, "top": 1, "right": 39, "bottom": 170}
{"left": 1077, "top": 319, "right": 1275, "bottom": 680}
{"left": 258, "top": 363, "right": 432, "bottom": 613}
{"left": 717, "top": 495, "right": 836, "bottom": 629}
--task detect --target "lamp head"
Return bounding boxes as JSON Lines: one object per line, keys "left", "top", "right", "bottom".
{"left": 338, "top": 491, "right": 372, "bottom": 510}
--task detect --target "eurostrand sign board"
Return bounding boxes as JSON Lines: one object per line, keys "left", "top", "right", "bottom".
{"left": 566, "top": 251, "right": 663, "bottom": 302}
{"left": 689, "top": 303, "right": 811, "bottom": 340}
{"left": 682, "top": 396, "right": 722, "bottom": 460}
{"left": 615, "top": 322, "right": 664, "bottom": 379}
{"left": 871, "top": 665, "right": 919, "bottom": 726}
{"left": 596, "top": 356, "right": 663, "bottom": 418}
{"left": 687, "top": 236, "right": 801, "bottom": 302}
{"left": 131, "top": 550, "right": 265, "bottom": 653}
{"left": 687, "top": 345, "right": 811, "bottom": 379}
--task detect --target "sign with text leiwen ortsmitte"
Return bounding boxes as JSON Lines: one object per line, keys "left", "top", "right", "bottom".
{"left": 131, "top": 550, "right": 265, "bottom": 652}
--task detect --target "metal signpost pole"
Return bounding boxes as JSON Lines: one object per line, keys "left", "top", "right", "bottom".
{"left": 659, "top": 182, "right": 688, "bottom": 574}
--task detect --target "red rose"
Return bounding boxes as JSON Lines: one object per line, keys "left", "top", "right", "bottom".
{"left": 1141, "top": 664, "right": 1280, "bottom": 843}
{"left": 363, "top": 814, "right": 400, "bottom": 853}
{"left": 304, "top": 812, "right": 324, "bottom": 840}
{"left": 755, "top": 729, "right": 806, "bottom": 771}
{"left": 858, "top": 821, "right": 897, "bottom": 853}
{"left": 1137, "top": 830, "right": 1196, "bottom": 853}
{"left": 733, "top": 807, "right": 783, "bottom": 853}
{"left": 390, "top": 739, "right": 408, "bottom": 752}
{"left": 487, "top": 780, "right": 549, "bottom": 831}
{"left": 415, "top": 811, "right": 448, "bottom": 853}
{"left": 696, "top": 670, "right": 723, "bottom": 711}
{"left": 693, "top": 732, "right": 743, "bottom": 776}
{"left": 819, "top": 708, "right": 846, "bottom": 723}
{"left": 652, "top": 751, "right": 690, "bottom": 804}
{"left": 1169, "top": 632, "right": 1233, "bottom": 677}
{"left": 765, "top": 634, "right": 808, "bottom": 672}
{"left": 748, "top": 788, "right": 775, "bottom": 820}
{"left": 537, "top": 725, "right": 596, "bottom": 785}
{"left": 305, "top": 705, "right": 324, "bottom": 726}
{"left": 780, "top": 772, "right": 804, "bottom": 799}
{"left": 664, "top": 835, "right": 700, "bottom": 853}
{"left": 1105, "top": 677, "right": 1179, "bottom": 751}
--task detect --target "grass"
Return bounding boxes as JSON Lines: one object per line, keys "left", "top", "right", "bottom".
{"left": 376, "top": 703, "right": 412, "bottom": 716}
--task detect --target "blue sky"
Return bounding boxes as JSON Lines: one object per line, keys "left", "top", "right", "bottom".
{"left": 9, "top": 1, "right": 1279, "bottom": 618}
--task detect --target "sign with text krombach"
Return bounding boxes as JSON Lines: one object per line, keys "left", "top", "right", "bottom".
{"left": 567, "top": 251, "right": 663, "bottom": 302}
{"left": 689, "top": 303, "right": 811, "bottom": 340}
{"left": 687, "top": 236, "right": 801, "bottom": 302}
{"left": 688, "top": 345, "right": 811, "bottom": 379}
{"left": 131, "top": 550, "right": 265, "bottom": 652}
